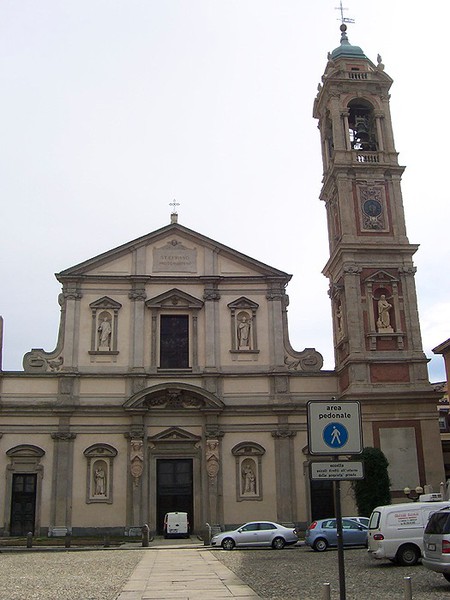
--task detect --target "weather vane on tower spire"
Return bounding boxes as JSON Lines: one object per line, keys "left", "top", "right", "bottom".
{"left": 335, "top": 1, "right": 355, "bottom": 25}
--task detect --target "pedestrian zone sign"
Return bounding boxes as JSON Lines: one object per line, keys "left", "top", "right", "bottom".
{"left": 307, "top": 401, "right": 363, "bottom": 455}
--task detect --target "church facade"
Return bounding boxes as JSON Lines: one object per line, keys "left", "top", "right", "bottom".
{"left": 0, "top": 27, "right": 444, "bottom": 537}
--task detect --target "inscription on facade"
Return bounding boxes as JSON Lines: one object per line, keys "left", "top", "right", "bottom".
{"left": 153, "top": 240, "right": 197, "bottom": 272}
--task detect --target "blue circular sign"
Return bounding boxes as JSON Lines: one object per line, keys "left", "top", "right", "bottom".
{"left": 323, "top": 422, "right": 348, "bottom": 449}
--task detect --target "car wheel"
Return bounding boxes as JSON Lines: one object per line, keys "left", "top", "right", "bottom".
{"left": 396, "top": 544, "right": 420, "bottom": 566}
{"left": 221, "top": 537, "right": 235, "bottom": 551}
{"left": 272, "top": 537, "right": 286, "bottom": 550}
{"left": 313, "top": 538, "right": 328, "bottom": 552}
{"left": 443, "top": 574, "right": 450, "bottom": 583}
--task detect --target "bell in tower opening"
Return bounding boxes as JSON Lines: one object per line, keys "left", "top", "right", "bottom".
{"left": 348, "top": 100, "right": 377, "bottom": 151}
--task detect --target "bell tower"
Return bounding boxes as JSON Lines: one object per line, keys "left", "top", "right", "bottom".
{"left": 313, "top": 25, "right": 433, "bottom": 400}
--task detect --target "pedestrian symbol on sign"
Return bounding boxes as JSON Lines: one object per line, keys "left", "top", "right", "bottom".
{"left": 323, "top": 422, "right": 348, "bottom": 449}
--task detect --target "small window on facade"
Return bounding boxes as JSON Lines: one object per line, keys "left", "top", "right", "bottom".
{"left": 160, "top": 315, "right": 189, "bottom": 368}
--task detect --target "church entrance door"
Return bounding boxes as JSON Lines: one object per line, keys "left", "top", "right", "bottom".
{"left": 156, "top": 459, "right": 193, "bottom": 535}
{"left": 10, "top": 473, "right": 37, "bottom": 536}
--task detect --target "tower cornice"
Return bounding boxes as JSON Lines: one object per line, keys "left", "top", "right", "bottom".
{"left": 322, "top": 243, "right": 419, "bottom": 279}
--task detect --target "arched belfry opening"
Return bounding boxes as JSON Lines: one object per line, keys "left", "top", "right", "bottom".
{"left": 348, "top": 99, "right": 377, "bottom": 151}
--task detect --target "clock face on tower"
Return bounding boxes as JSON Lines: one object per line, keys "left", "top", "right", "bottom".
{"left": 363, "top": 199, "right": 382, "bottom": 217}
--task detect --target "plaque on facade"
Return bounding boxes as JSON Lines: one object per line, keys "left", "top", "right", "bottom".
{"left": 153, "top": 240, "right": 197, "bottom": 273}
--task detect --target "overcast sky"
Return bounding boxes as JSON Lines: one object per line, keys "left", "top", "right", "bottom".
{"left": 1, "top": 1, "right": 449, "bottom": 381}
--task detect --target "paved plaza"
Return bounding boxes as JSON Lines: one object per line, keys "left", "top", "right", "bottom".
{"left": 116, "top": 543, "right": 259, "bottom": 599}
{"left": 1, "top": 539, "right": 450, "bottom": 599}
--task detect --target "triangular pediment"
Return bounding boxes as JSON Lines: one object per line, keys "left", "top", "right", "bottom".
{"left": 89, "top": 296, "right": 123, "bottom": 310}
{"left": 56, "top": 222, "right": 290, "bottom": 282}
{"left": 227, "top": 296, "right": 260, "bottom": 310}
{"left": 364, "top": 270, "right": 399, "bottom": 284}
{"left": 145, "top": 288, "right": 203, "bottom": 310}
{"left": 148, "top": 427, "right": 201, "bottom": 443}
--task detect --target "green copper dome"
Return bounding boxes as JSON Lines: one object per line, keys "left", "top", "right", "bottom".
{"left": 331, "top": 24, "right": 366, "bottom": 59}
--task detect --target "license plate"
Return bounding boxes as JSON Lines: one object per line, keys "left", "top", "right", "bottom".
{"left": 427, "top": 543, "right": 436, "bottom": 551}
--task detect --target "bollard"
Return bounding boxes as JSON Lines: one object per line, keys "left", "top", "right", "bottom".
{"left": 26, "top": 532, "right": 33, "bottom": 548}
{"left": 322, "top": 582, "right": 331, "bottom": 600}
{"left": 404, "top": 576, "right": 412, "bottom": 600}
{"left": 65, "top": 532, "right": 71, "bottom": 548}
{"left": 103, "top": 535, "right": 110, "bottom": 548}
{"left": 142, "top": 524, "right": 150, "bottom": 547}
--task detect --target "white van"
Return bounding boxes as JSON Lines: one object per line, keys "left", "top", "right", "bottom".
{"left": 368, "top": 497, "right": 450, "bottom": 565}
{"left": 163, "top": 512, "right": 189, "bottom": 539}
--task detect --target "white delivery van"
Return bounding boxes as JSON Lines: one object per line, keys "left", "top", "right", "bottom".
{"left": 163, "top": 512, "right": 189, "bottom": 539}
{"left": 368, "top": 496, "right": 450, "bottom": 566}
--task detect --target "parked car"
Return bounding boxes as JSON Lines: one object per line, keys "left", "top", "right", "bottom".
{"left": 305, "top": 518, "right": 368, "bottom": 552}
{"left": 346, "top": 516, "right": 370, "bottom": 528}
{"left": 423, "top": 508, "right": 450, "bottom": 582}
{"left": 210, "top": 521, "right": 299, "bottom": 550}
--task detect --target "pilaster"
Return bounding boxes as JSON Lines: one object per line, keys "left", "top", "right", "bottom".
{"left": 272, "top": 426, "right": 297, "bottom": 523}
{"left": 50, "top": 427, "right": 76, "bottom": 534}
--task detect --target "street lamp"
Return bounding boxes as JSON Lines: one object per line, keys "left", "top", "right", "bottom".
{"left": 403, "top": 486, "right": 423, "bottom": 501}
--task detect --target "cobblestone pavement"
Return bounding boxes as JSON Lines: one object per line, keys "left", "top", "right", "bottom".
{"left": 213, "top": 545, "right": 450, "bottom": 599}
{"left": 2, "top": 544, "right": 450, "bottom": 599}
{"left": 0, "top": 549, "right": 145, "bottom": 600}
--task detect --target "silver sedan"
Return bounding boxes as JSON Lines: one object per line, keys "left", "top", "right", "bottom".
{"left": 211, "top": 521, "right": 299, "bottom": 550}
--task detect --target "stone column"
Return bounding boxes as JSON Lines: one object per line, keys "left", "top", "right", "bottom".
{"left": 205, "top": 434, "right": 223, "bottom": 526}
{"left": 342, "top": 265, "right": 363, "bottom": 355}
{"left": 203, "top": 288, "right": 221, "bottom": 370}
{"left": 61, "top": 287, "right": 82, "bottom": 370}
{"left": 341, "top": 110, "right": 351, "bottom": 151}
{"left": 50, "top": 430, "right": 76, "bottom": 535}
{"left": 374, "top": 112, "right": 385, "bottom": 151}
{"left": 272, "top": 428, "right": 297, "bottom": 523}
{"left": 266, "top": 289, "right": 285, "bottom": 367}
{"left": 129, "top": 287, "right": 147, "bottom": 371}
{"left": 125, "top": 430, "right": 145, "bottom": 529}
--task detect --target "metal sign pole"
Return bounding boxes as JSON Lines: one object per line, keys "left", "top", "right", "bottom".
{"left": 307, "top": 400, "right": 364, "bottom": 600}
{"left": 334, "top": 476, "right": 346, "bottom": 600}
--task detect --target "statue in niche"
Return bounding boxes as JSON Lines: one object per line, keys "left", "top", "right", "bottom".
{"left": 98, "top": 315, "right": 112, "bottom": 349}
{"left": 242, "top": 461, "right": 256, "bottom": 494}
{"left": 237, "top": 313, "right": 251, "bottom": 349}
{"left": 94, "top": 464, "right": 106, "bottom": 496}
{"left": 377, "top": 294, "right": 394, "bottom": 332}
